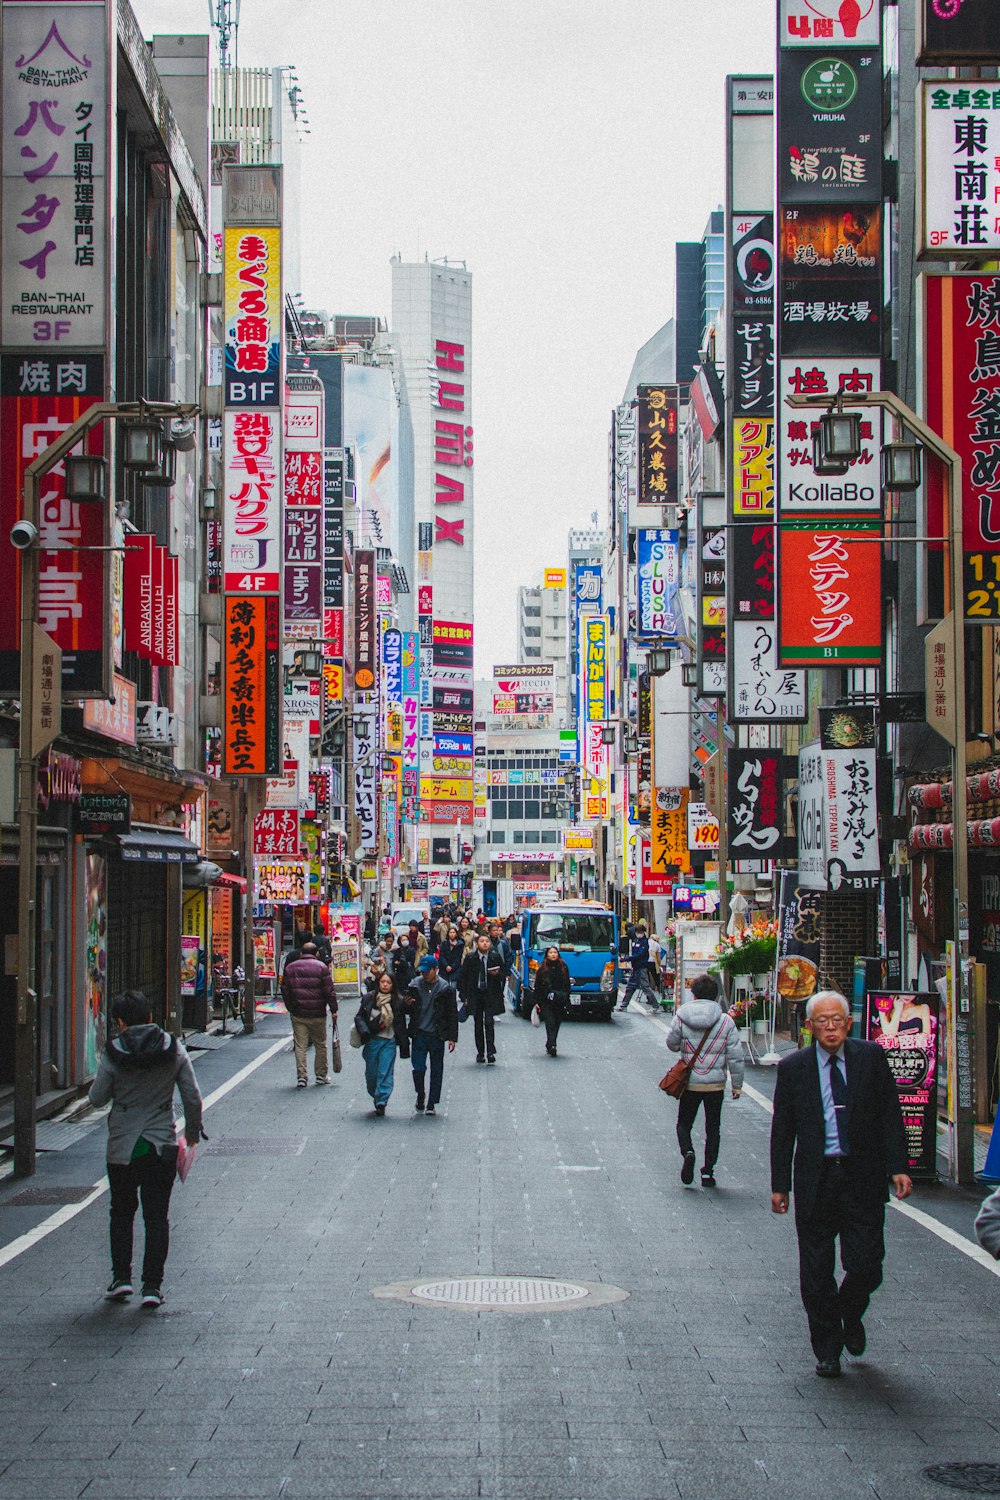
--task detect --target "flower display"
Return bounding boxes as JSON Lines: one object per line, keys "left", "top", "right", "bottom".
{"left": 710, "top": 919, "right": 778, "bottom": 977}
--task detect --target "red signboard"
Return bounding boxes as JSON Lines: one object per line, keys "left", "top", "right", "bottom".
{"left": 123, "top": 534, "right": 155, "bottom": 658}
{"left": 0, "top": 354, "right": 108, "bottom": 695}
{"left": 923, "top": 274, "right": 1000, "bottom": 620}
{"left": 163, "top": 553, "right": 179, "bottom": 667}
{"left": 223, "top": 595, "right": 280, "bottom": 776}
{"left": 778, "top": 522, "right": 882, "bottom": 665}
{"left": 253, "top": 808, "right": 300, "bottom": 857}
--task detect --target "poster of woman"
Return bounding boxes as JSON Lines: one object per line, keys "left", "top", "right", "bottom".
{"left": 864, "top": 990, "right": 940, "bottom": 1178}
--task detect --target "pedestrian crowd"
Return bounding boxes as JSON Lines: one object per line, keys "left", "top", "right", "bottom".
{"left": 86, "top": 901, "right": 1000, "bottom": 1388}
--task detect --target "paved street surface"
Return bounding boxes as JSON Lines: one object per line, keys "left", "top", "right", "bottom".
{"left": 1, "top": 1004, "right": 999, "bottom": 1500}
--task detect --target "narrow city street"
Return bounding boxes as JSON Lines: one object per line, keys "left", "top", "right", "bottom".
{"left": 0, "top": 1009, "right": 997, "bottom": 1500}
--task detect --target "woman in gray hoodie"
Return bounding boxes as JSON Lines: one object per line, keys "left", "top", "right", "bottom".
{"left": 89, "top": 990, "right": 203, "bottom": 1307}
{"left": 665, "top": 972, "right": 743, "bottom": 1187}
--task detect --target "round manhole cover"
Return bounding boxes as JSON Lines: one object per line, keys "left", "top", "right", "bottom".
{"left": 924, "top": 1466, "right": 1000, "bottom": 1494}
{"left": 374, "top": 1276, "right": 628, "bottom": 1312}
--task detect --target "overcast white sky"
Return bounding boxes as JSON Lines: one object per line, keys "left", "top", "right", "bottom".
{"left": 132, "top": 0, "right": 773, "bottom": 669}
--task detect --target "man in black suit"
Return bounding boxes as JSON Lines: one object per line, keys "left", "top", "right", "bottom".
{"left": 770, "top": 990, "right": 912, "bottom": 1378}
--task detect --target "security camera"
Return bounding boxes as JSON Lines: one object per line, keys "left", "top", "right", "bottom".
{"left": 10, "top": 519, "right": 38, "bottom": 550}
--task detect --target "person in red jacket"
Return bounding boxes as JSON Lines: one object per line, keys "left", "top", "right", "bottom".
{"left": 281, "top": 941, "right": 337, "bottom": 1088}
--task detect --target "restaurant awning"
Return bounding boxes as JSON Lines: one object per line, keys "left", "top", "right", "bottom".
{"left": 215, "top": 872, "right": 247, "bottom": 892}
{"left": 114, "top": 825, "right": 199, "bottom": 864}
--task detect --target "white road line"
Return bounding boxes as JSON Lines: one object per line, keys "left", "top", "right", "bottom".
{"left": 739, "top": 1076, "right": 1000, "bottom": 1279}
{"left": 0, "top": 1033, "right": 290, "bottom": 1275}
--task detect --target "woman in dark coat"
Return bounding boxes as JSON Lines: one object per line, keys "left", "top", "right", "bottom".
{"left": 436, "top": 926, "right": 465, "bottom": 987}
{"left": 533, "top": 946, "right": 571, "bottom": 1057}
{"left": 390, "top": 935, "right": 416, "bottom": 992}
{"left": 355, "top": 970, "right": 410, "bottom": 1115}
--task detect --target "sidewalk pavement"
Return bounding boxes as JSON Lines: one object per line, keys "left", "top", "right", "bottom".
{"left": 0, "top": 1004, "right": 998, "bottom": 1500}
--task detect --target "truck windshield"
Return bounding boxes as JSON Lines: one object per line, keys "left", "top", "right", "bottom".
{"left": 529, "top": 912, "right": 614, "bottom": 953}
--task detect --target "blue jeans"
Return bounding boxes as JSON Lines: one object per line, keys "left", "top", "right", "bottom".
{"left": 411, "top": 1029, "right": 445, "bottom": 1106}
{"left": 364, "top": 1036, "right": 397, "bottom": 1106}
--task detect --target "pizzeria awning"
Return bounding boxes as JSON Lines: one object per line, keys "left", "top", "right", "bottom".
{"left": 114, "top": 826, "right": 199, "bottom": 864}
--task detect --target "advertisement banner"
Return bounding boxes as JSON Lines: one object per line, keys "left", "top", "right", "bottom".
{"left": 640, "top": 834, "right": 676, "bottom": 896}
{"left": 224, "top": 225, "right": 282, "bottom": 406}
{"left": 798, "top": 741, "right": 827, "bottom": 888}
{"left": 777, "top": 358, "right": 881, "bottom": 512}
{"left": 779, "top": 204, "right": 881, "bottom": 357}
{"left": 919, "top": 85, "right": 1000, "bottom": 258}
{"left": 732, "top": 213, "right": 774, "bottom": 314}
{"left": 0, "top": 353, "right": 108, "bottom": 695}
{"left": 1, "top": 1, "right": 109, "bottom": 346}
{"left": 223, "top": 408, "right": 281, "bottom": 591}
{"left": 253, "top": 859, "right": 307, "bottom": 905}
{"left": 252, "top": 924, "right": 276, "bottom": 978}
{"left": 432, "top": 619, "right": 473, "bottom": 668}
{"left": 283, "top": 507, "right": 323, "bottom": 627}
{"left": 222, "top": 594, "right": 280, "bottom": 776}
{"left": 687, "top": 799, "right": 720, "bottom": 853}
{"left": 777, "top": 47, "right": 883, "bottom": 205}
{"left": 726, "top": 748, "right": 783, "bottom": 857}
{"left": 775, "top": 868, "right": 821, "bottom": 1003}
{"left": 778, "top": 521, "right": 882, "bottom": 665}
{"left": 383, "top": 628, "right": 402, "bottom": 701}
{"left": 636, "top": 385, "right": 679, "bottom": 505}
{"left": 818, "top": 710, "right": 879, "bottom": 890}
{"left": 353, "top": 550, "right": 376, "bottom": 690}
{"left": 574, "top": 561, "right": 602, "bottom": 614}
{"left": 732, "top": 317, "right": 774, "bottom": 416}
{"left": 923, "top": 274, "right": 1000, "bottom": 620}
{"left": 636, "top": 529, "right": 681, "bottom": 639}
{"left": 864, "top": 991, "right": 941, "bottom": 1176}
{"left": 123, "top": 533, "right": 155, "bottom": 658}
{"left": 543, "top": 568, "right": 566, "bottom": 588}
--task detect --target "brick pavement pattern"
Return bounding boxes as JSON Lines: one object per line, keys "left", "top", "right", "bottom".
{"left": 1, "top": 1010, "right": 999, "bottom": 1500}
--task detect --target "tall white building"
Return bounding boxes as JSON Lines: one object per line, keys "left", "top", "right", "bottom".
{"left": 517, "top": 574, "right": 568, "bottom": 724}
{"left": 390, "top": 257, "right": 474, "bottom": 634}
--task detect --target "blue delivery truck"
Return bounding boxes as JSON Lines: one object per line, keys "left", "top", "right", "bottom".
{"left": 516, "top": 901, "right": 619, "bottom": 1021}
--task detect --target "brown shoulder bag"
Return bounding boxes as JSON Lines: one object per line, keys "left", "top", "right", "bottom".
{"left": 658, "top": 1020, "right": 717, "bottom": 1099}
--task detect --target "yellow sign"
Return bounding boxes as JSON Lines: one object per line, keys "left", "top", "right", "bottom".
{"left": 420, "top": 777, "right": 474, "bottom": 802}
{"left": 544, "top": 568, "right": 567, "bottom": 589}
{"left": 732, "top": 417, "right": 774, "bottom": 516}
{"left": 323, "top": 662, "right": 343, "bottom": 704}
{"left": 651, "top": 787, "right": 690, "bottom": 875}
{"left": 563, "top": 828, "right": 594, "bottom": 851}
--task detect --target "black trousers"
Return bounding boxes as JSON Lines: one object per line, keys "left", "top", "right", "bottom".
{"left": 107, "top": 1147, "right": 178, "bottom": 1287}
{"left": 676, "top": 1089, "right": 724, "bottom": 1170}
{"left": 796, "top": 1159, "right": 886, "bottom": 1361}
{"left": 538, "top": 998, "right": 562, "bottom": 1049}
{"left": 472, "top": 997, "right": 495, "bottom": 1058}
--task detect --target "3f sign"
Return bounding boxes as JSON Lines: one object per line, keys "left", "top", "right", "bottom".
{"left": 33, "top": 321, "right": 73, "bottom": 342}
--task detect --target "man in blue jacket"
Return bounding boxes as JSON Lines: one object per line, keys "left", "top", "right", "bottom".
{"left": 618, "top": 922, "right": 658, "bottom": 1009}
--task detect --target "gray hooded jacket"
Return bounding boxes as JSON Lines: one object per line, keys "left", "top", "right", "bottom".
{"left": 666, "top": 998, "right": 744, "bottom": 1093}
{"left": 89, "top": 1024, "right": 203, "bottom": 1165}
{"left": 976, "top": 1185, "right": 1000, "bottom": 1257}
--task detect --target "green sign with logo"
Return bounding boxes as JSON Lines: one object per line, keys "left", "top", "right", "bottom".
{"left": 800, "top": 57, "right": 858, "bottom": 111}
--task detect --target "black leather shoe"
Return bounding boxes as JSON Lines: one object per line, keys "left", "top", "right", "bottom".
{"left": 815, "top": 1358, "right": 842, "bottom": 1378}
{"left": 476, "top": 1054, "right": 485, "bottom": 1064}
{"left": 680, "top": 1151, "right": 696, "bottom": 1185}
{"left": 843, "top": 1321, "right": 866, "bottom": 1357}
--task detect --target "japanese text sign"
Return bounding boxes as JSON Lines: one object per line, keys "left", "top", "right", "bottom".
{"left": 920, "top": 85, "right": 1000, "bottom": 258}
{"left": 778, "top": 522, "right": 882, "bottom": 664}
{"left": 223, "top": 408, "right": 281, "bottom": 591}
{"left": 253, "top": 808, "right": 299, "bottom": 857}
{"left": 726, "top": 749, "right": 783, "bottom": 856}
{"left": 222, "top": 594, "right": 280, "bottom": 776}
{"left": 636, "top": 529, "right": 680, "bottom": 639}
{"left": 224, "top": 226, "right": 281, "bottom": 406}
{"left": 637, "top": 385, "right": 678, "bottom": 505}
{"left": 2, "top": 0, "right": 109, "bottom": 346}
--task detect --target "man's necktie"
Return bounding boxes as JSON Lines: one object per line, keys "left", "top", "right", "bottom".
{"left": 828, "top": 1055, "right": 849, "bottom": 1154}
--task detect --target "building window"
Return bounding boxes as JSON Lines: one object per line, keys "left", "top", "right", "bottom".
{"left": 540, "top": 830, "right": 558, "bottom": 845}
{"left": 512, "top": 830, "right": 524, "bottom": 844}
{"left": 490, "top": 829, "right": 506, "bottom": 843}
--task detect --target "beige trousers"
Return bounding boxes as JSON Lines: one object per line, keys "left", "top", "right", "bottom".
{"left": 291, "top": 1014, "right": 329, "bottom": 1081}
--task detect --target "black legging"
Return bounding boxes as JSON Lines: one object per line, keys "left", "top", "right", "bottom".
{"left": 538, "top": 998, "right": 561, "bottom": 1049}
{"left": 676, "top": 1089, "right": 724, "bottom": 1171}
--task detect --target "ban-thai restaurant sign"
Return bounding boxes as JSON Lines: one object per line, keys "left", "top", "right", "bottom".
{"left": 922, "top": 274, "right": 1000, "bottom": 622}
{"left": 222, "top": 594, "right": 280, "bottom": 776}
{"left": 778, "top": 522, "right": 882, "bottom": 665}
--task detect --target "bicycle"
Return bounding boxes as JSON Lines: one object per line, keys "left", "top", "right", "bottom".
{"left": 214, "top": 964, "right": 245, "bottom": 1033}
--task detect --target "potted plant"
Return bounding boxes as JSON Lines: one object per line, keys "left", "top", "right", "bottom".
{"left": 710, "top": 919, "right": 778, "bottom": 982}
{"left": 728, "top": 989, "right": 760, "bottom": 1043}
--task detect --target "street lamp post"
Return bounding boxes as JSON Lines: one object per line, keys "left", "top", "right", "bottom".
{"left": 13, "top": 401, "right": 198, "bottom": 1177}
{"left": 787, "top": 390, "right": 969, "bottom": 1181}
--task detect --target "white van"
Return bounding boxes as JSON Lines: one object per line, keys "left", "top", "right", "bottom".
{"left": 390, "top": 903, "right": 429, "bottom": 937}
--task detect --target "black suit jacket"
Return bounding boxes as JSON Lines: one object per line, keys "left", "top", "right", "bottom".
{"left": 770, "top": 1038, "right": 909, "bottom": 1222}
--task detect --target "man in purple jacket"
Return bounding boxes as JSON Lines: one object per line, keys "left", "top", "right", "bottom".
{"left": 281, "top": 941, "right": 337, "bottom": 1087}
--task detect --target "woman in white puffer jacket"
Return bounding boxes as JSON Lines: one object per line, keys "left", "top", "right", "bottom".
{"left": 665, "top": 972, "right": 744, "bottom": 1188}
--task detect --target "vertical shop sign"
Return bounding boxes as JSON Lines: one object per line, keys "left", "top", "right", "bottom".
{"left": 819, "top": 705, "right": 880, "bottom": 890}
{"left": 726, "top": 748, "right": 783, "bottom": 856}
{"left": 636, "top": 529, "right": 681, "bottom": 639}
{"left": 733, "top": 419, "right": 775, "bottom": 514}
{"left": 636, "top": 385, "right": 679, "bottom": 505}
{"left": 779, "top": 205, "right": 882, "bottom": 357}
{"left": 778, "top": 521, "right": 882, "bottom": 664}
{"left": 353, "top": 549, "right": 375, "bottom": 689}
{"left": 353, "top": 698, "right": 377, "bottom": 853}
{"left": 1, "top": 0, "right": 110, "bottom": 346}
{"left": 323, "top": 449, "right": 344, "bottom": 610}
{"left": 776, "top": 47, "right": 883, "bottom": 205}
{"left": 223, "top": 222, "right": 281, "bottom": 406}
{"left": 923, "top": 275, "right": 1000, "bottom": 620}
{"left": 0, "top": 352, "right": 108, "bottom": 695}
{"left": 651, "top": 787, "right": 691, "bottom": 878}
{"left": 223, "top": 408, "right": 280, "bottom": 591}
{"left": 919, "top": 86, "right": 1000, "bottom": 258}
{"left": 222, "top": 594, "right": 280, "bottom": 776}
{"left": 777, "top": 358, "right": 881, "bottom": 512}
{"left": 731, "top": 619, "right": 808, "bottom": 720}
